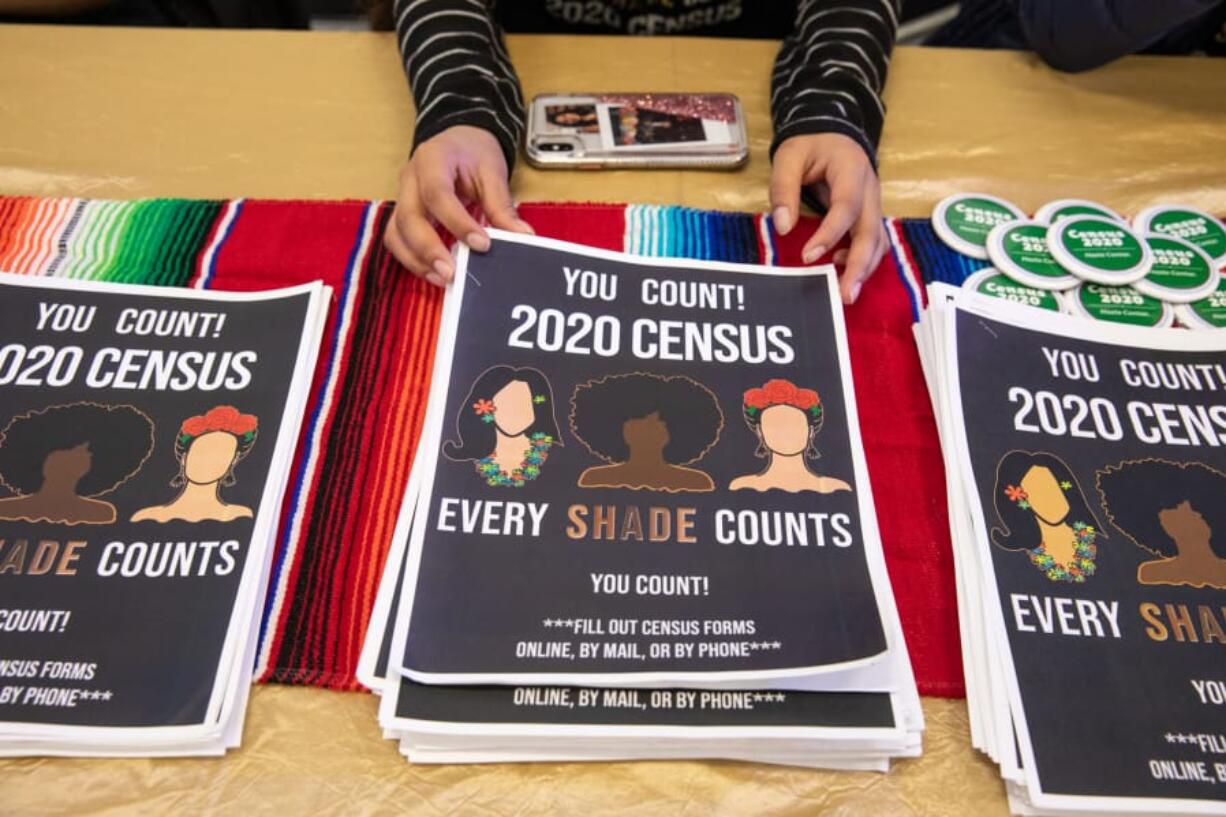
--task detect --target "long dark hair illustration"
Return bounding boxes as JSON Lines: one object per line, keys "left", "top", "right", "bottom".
{"left": 1097, "top": 459, "right": 1226, "bottom": 590}
{"left": 131, "top": 405, "right": 258, "bottom": 523}
{"left": 0, "top": 402, "right": 154, "bottom": 525}
{"left": 992, "top": 450, "right": 1103, "bottom": 583}
{"left": 570, "top": 372, "right": 722, "bottom": 492}
{"left": 443, "top": 365, "right": 561, "bottom": 488}
{"left": 729, "top": 378, "right": 850, "bottom": 494}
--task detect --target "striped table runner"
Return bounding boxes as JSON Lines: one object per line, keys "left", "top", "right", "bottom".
{"left": 0, "top": 195, "right": 963, "bottom": 697}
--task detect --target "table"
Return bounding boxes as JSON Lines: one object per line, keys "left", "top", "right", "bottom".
{"left": 1, "top": 26, "right": 1223, "bottom": 216}
{"left": 2, "top": 24, "right": 1224, "bottom": 817}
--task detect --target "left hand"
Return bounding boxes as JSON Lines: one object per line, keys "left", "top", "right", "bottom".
{"left": 769, "top": 132, "right": 889, "bottom": 305}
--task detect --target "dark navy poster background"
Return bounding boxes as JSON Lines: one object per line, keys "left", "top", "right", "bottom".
{"left": 405, "top": 238, "right": 888, "bottom": 677}
{"left": 0, "top": 282, "right": 311, "bottom": 728}
{"left": 956, "top": 310, "right": 1226, "bottom": 802}
{"left": 395, "top": 677, "right": 896, "bottom": 728}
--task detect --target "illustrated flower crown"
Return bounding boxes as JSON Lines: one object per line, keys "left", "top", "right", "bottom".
{"left": 179, "top": 405, "right": 258, "bottom": 445}
{"left": 743, "top": 378, "right": 822, "bottom": 420}
{"left": 473, "top": 394, "right": 548, "bottom": 423}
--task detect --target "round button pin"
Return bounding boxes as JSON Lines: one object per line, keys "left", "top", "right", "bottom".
{"left": 932, "top": 193, "right": 1025, "bottom": 260}
{"left": 1034, "top": 199, "right": 1125, "bottom": 226}
{"left": 963, "top": 268, "right": 1065, "bottom": 312}
{"left": 1065, "top": 283, "right": 1173, "bottom": 328}
{"left": 1133, "top": 233, "right": 1219, "bottom": 304}
{"left": 1047, "top": 216, "right": 1152, "bottom": 285}
{"left": 1174, "top": 278, "right": 1226, "bottom": 330}
{"left": 1134, "top": 204, "right": 1226, "bottom": 265}
{"left": 986, "top": 219, "right": 1078, "bottom": 291}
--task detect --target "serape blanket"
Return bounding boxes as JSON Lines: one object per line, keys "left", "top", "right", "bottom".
{"left": 0, "top": 196, "right": 962, "bottom": 697}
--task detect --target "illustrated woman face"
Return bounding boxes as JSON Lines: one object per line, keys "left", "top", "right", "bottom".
{"left": 759, "top": 405, "right": 809, "bottom": 456}
{"left": 1019, "top": 465, "right": 1070, "bottom": 525}
{"left": 493, "top": 380, "right": 535, "bottom": 436}
{"left": 43, "top": 443, "right": 92, "bottom": 487}
{"left": 1159, "top": 500, "right": 1212, "bottom": 546}
{"left": 623, "top": 412, "right": 669, "bottom": 456}
{"left": 184, "top": 431, "right": 238, "bottom": 484}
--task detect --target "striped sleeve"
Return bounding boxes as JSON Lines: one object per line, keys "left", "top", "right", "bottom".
{"left": 394, "top": 0, "right": 526, "bottom": 170}
{"left": 770, "top": 0, "right": 900, "bottom": 166}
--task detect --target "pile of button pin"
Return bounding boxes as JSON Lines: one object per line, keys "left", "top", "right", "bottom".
{"left": 931, "top": 194, "right": 1226, "bottom": 329}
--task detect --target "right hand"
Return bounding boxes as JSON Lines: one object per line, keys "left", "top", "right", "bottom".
{"left": 383, "top": 125, "right": 534, "bottom": 286}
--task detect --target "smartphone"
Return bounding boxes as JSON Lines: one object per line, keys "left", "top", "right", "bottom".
{"left": 525, "top": 93, "right": 748, "bottom": 170}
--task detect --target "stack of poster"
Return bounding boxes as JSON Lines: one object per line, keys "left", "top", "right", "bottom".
{"left": 916, "top": 284, "right": 1226, "bottom": 814}
{"left": 0, "top": 274, "right": 328, "bottom": 756}
{"left": 359, "top": 230, "right": 922, "bottom": 768}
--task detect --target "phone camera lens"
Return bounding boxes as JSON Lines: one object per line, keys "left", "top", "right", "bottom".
{"left": 543, "top": 142, "right": 574, "bottom": 152}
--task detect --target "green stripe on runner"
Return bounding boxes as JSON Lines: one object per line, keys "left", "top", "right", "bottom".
{"left": 25, "top": 198, "right": 225, "bottom": 285}
{"left": 95, "top": 199, "right": 136, "bottom": 283}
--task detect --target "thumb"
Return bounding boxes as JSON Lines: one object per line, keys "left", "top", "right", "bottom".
{"left": 768, "top": 142, "right": 807, "bottom": 236}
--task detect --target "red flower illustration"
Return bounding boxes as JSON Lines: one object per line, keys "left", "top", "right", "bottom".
{"left": 793, "top": 388, "right": 820, "bottom": 409}
{"left": 1004, "top": 485, "right": 1027, "bottom": 502}
{"left": 762, "top": 379, "right": 795, "bottom": 404}
{"left": 743, "top": 379, "right": 822, "bottom": 412}
{"left": 473, "top": 399, "right": 495, "bottom": 416}
{"left": 180, "top": 405, "right": 258, "bottom": 438}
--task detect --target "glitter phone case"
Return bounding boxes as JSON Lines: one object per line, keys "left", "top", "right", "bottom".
{"left": 526, "top": 93, "right": 748, "bottom": 170}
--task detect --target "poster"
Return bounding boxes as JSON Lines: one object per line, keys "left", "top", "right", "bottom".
{"left": 396, "top": 231, "right": 902, "bottom": 687}
{"left": 948, "top": 301, "right": 1226, "bottom": 809}
{"left": 0, "top": 275, "right": 321, "bottom": 735}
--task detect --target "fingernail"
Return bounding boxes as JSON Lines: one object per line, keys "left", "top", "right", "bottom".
{"left": 425, "top": 272, "right": 445, "bottom": 287}
{"left": 803, "top": 244, "right": 825, "bottom": 265}
{"left": 516, "top": 219, "right": 536, "bottom": 235}
{"left": 849, "top": 281, "right": 863, "bottom": 303}
{"left": 432, "top": 258, "right": 453, "bottom": 281}
{"left": 772, "top": 206, "right": 793, "bottom": 235}
{"left": 466, "top": 231, "right": 490, "bottom": 252}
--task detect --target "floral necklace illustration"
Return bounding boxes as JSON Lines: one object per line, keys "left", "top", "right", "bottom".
{"left": 1003, "top": 483, "right": 1098, "bottom": 583}
{"left": 472, "top": 395, "right": 554, "bottom": 488}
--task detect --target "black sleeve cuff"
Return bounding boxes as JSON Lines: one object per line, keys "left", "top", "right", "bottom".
{"left": 411, "top": 109, "right": 520, "bottom": 175}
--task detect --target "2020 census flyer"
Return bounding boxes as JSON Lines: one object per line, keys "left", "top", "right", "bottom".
{"left": 395, "top": 231, "right": 911, "bottom": 690}
{"left": 0, "top": 274, "right": 325, "bottom": 751}
{"left": 945, "top": 295, "right": 1226, "bottom": 812}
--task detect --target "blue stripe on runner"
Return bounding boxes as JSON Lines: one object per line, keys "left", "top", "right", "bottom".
{"left": 255, "top": 200, "right": 375, "bottom": 656}
{"left": 899, "top": 220, "right": 984, "bottom": 286}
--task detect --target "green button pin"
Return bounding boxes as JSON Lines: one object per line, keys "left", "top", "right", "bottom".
{"left": 1135, "top": 205, "right": 1226, "bottom": 265}
{"left": 964, "top": 269, "right": 1064, "bottom": 311}
{"left": 1047, "top": 216, "right": 1151, "bottom": 285}
{"left": 1068, "top": 283, "right": 1172, "bottom": 328}
{"left": 1034, "top": 199, "right": 1125, "bottom": 226}
{"left": 986, "top": 220, "right": 1078, "bottom": 290}
{"left": 1134, "top": 234, "right": 1218, "bottom": 304}
{"left": 932, "top": 193, "right": 1025, "bottom": 260}
{"left": 1175, "top": 278, "right": 1226, "bottom": 330}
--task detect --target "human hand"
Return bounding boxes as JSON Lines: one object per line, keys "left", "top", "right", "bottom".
{"left": 383, "top": 125, "right": 534, "bottom": 286}
{"left": 769, "top": 132, "right": 889, "bottom": 305}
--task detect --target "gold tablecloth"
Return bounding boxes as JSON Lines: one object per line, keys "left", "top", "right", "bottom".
{"left": 1, "top": 24, "right": 1224, "bottom": 816}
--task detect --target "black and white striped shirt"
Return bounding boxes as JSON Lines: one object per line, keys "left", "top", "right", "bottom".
{"left": 395, "top": 0, "right": 898, "bottom": 170}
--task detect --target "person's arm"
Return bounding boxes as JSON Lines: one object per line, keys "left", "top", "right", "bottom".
{"left": 771, "top": 0, "right": 896, "bottom": 170}
{"left": 396, "top": 0, "right": 525, "bottom": 170}
{"left": 386, "top": 0, "right": 533, "bottom": 285}
{"left": 768, "top": 0, "right": 900, "bottom": 303}
{"left": 1016, "top": 0, "right": 1221, "bottom": 73}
